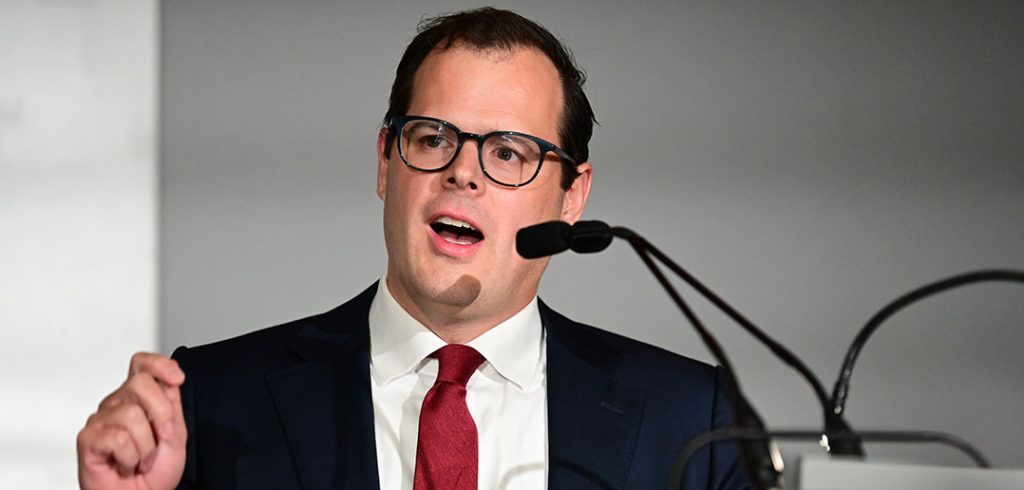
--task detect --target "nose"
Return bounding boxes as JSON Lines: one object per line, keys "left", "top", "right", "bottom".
{"left": 442, "top": 139, "right": 482, "bottom": 191}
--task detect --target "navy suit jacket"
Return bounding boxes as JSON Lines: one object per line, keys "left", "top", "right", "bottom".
{"left": 172, "top": 284, "right": 748, "bottom": 489}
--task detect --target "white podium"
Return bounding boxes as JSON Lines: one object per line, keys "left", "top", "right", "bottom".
{"left": 795, "top": 455, "right": 1024, "bottom": 489}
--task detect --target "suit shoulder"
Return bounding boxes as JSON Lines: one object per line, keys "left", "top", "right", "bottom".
{"left": 186, "top": 312, "right": 319, "bottom": 355}
{"left": 584, "top": 320, "right": 715, "bottom": 380}
{"left": 171, "top": 283, "right": 377, "bottom": 375}
{"left": 541, "top": 301, "right": 718, "bottom": 387}
{"left": 171, "top": 311, "right": 325, "bottom": 382}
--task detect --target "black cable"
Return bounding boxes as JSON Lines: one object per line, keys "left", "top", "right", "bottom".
{"left": 830, "top": 270, "right": 1024, "bottom": 418}
{"left": 622, "top": 235, "right": 743, "bottom": 397}
{"left": 518, "top": 222, "right": 1015, "bottom": 486}
{"left": 617, "top": 229, "right": 830, "bottom": 407}
{"left": 613, "top": 227, "right": 864, "bottom": 456}
{"left": 621, "top": 233, "right": 783, "bottom": 489}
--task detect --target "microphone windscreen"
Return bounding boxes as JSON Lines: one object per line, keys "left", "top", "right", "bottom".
{"left": 568, "top": 220, "right": 614, "bottom": 254}
{"left": 517, "top": 221, "right": 572, "bottom": 259}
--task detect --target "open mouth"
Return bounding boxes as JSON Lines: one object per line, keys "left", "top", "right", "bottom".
{"left": 430, "top": 216, "right": 484, "bottom": 245}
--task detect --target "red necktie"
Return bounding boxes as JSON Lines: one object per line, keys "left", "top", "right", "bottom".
{"left": 413, "top": 344, "right": 486, "bottom": 490}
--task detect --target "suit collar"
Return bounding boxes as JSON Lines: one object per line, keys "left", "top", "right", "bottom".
{"left": 542, "top": 300, "right": 646, "bottom": 490}
{"left": 281, "top": 283, "right": 377, "bottom": 363}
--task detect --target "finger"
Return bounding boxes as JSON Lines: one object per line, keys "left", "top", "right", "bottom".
{"left": 97, "top": 388, "right": 126, "bottom": 412}
{"left": 83, "top": 425, "right": 140, "bottom": 477}
{"left": 129, "top": 352, "right": 185, "bottom": 386}
{"left": 99, "top": 363, "right": 178, "bottom": 416}
{"left": 93, "top": 403, "right": 157, "bottom": 468}
{"left": 121, "top": 373, "right": 177, "bottom": 441}
{"left": 161, "top": 381, "right": 187, "bottom": 448}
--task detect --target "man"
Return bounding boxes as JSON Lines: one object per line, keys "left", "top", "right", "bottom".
{"left": 77, "top": 8, "right": 748, "bottom": 489}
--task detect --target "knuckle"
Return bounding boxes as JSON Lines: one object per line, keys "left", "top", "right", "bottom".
{"left": 129, "top": 351, "right": 153, "bottom": 372}
{"left": 123, "top": 403, "right": 147, "bottom": 424}
{"left": 99, "top": 390, "right": 125, "bottom": 410}
{"left": 124, "top": 372, "right": 146, "bottom": 392}
{"left": 129, "top": 351, "right": 145, "bottom": 366}
{"left": 76, "top": 426, "right": 91, "bottom": 449}
{"left": 113, "top": 429, "right": 131, "bottom": 448}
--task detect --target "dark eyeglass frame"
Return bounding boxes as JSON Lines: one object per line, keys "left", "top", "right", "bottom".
{"left": 387, "top": 115, "right": 577, "bottom": 188}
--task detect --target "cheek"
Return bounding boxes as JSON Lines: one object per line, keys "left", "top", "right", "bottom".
{"left": 384, "top": 172, "right": 422, "bottom": 224}
{"left": 519, "top": 176, "right": 566, "bottom": 216}
{"left": 382, "top": 187, "right": 417, "bottom": 245}
{"left": 537, "top": 189, "right": 567, "bottom": 220}
{"left": 381, "top": 199, "right": 401, "bottom": 251}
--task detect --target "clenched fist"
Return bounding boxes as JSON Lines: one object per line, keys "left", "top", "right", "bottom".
{"left": 77, "top": 352, "right": 187, "bottom": 490}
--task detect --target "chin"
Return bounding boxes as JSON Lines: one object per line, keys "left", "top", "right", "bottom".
{"left": 432, "top": 274, "right": 483, "bottom": 308}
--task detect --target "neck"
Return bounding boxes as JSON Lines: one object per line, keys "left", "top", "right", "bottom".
{"left": 384, "top": 277, "right": 534, "bottom": 344}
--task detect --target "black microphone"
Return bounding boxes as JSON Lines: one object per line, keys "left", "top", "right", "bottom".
{"left": 516, "top": 220, "right": 614, "bottom": 259}
{"left": 516, "top": 221, "right": 572, "bottom": 259}
{"left": 568, "top": 220, "right": 614, "bottom": 254}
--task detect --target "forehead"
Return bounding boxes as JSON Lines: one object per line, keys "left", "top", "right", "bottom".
{"left": 408, "top": 45, "right": 563, "bottom": 141}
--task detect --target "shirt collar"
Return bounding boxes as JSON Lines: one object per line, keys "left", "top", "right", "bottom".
{"left": 368, "top": 278, "right": 543, "bottom": 391}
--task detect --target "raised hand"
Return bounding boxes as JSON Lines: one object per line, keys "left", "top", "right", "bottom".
{"left": 77, "top": 352, "right": 187, "bottom": 490}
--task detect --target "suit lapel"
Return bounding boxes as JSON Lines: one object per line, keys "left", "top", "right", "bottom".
{"left": 266, "top": 285, "right": 381, "bottom": 490}
{"left": 543, "top": 302, "right": 646, "bottom": 490}
{"left": 261, "top": 289, "right": 645, "bottom": 489}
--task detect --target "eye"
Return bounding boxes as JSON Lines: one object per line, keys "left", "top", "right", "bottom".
{"left": 494, "top": 146, "right": 522, "bottom": 163}
{"left": 406, "top": 123, "right": 455, "bottom": 151}
{"left": 423, "top": 135, "right": 447, "bottom": 148}
{"left": 488, "top": 135, "right": 534, "bottom": 166}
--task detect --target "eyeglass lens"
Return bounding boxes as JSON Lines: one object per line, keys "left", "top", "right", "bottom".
{"left": 399, "top": 119, "right": 543, "bottom": 186}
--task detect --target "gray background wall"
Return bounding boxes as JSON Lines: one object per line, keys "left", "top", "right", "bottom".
{"left": 161, "top": 1, "right": 1024, "bottom": 468}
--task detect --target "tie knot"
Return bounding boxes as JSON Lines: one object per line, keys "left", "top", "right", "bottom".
{"left": 433, "top": 344, "right": 485, "bottom": 386}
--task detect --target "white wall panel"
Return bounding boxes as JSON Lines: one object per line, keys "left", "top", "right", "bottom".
{"left": 0, "top": 1, "right": 157, "bottom": 488}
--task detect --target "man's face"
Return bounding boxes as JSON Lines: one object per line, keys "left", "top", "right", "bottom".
{"left": 376, "top": 45, "right": 592, "bottom": 333}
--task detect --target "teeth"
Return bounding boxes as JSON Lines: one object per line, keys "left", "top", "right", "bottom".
{"left": 435, "top": 216, "right": 477, "bottom": 231}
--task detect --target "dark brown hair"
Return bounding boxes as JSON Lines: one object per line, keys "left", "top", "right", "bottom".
{"left": 383, "top": 7, "right": 595, "bottom": 190}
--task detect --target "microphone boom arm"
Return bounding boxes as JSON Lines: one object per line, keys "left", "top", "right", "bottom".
{"left": 612, "top": 227, "right": 864, "bottom": 456}
{"left": 830, "top": 269, "right": 1024, "bottom": 418}
{"left": 610, "top": 227, "right": 784, "bottom": 489}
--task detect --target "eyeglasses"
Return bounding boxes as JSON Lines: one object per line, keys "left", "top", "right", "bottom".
{"left": 388, "top": 115, "right": 577, "bottom": 187}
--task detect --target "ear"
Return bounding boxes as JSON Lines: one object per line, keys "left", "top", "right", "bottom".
{"left": 376, "top": 127, "right": 390, "bottom": 201}
{"left": 560, "top": 162, "right": 592, "bottom": 224}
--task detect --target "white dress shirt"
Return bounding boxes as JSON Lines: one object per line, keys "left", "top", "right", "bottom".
{"left": 368, "top": 279, "right": 548, "bottom": 490}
